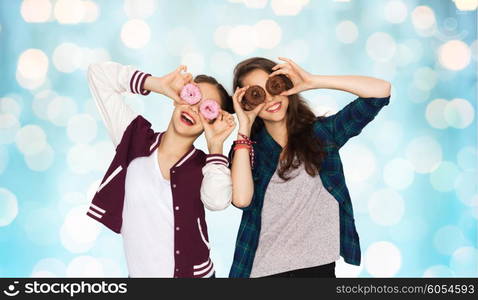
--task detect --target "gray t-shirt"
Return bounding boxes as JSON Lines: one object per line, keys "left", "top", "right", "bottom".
{"left": 250, "top": 162, "right": 340, "bottom": 277}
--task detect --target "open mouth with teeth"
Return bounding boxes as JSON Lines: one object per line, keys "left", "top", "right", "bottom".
{"left": 265, "top": 101, "right": 282, "bottom": 113}
{"left": 180, "top": 111, "right": 196, "bottom": 126}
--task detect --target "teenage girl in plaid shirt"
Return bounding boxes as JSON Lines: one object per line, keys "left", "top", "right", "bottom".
{"left": 228, "top": 57, "right": 391, "bottom": 278}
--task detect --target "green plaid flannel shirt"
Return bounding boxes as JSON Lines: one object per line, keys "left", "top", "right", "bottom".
{"left": 228, "top": 95, "right": 391, "bottom": 278}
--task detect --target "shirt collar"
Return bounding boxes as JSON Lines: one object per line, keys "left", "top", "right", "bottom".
{"left": 255, "top": 124, "right": 283, "bottom": 153}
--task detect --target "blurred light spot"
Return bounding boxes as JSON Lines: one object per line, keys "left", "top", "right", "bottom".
{"left": 31, "top": 258, "right": 66, "bottom": 277}
{"left": 0, "top": 188, "right": 18, "bottom": 227}
{"left": 67, "top": 144, "right": 96, "bottom": 174}
{"left": 54, "top": 0, "right": 85, "bottom": 24}
{"left": 210, "top": 51, "right": 234, "bottom": 77}
{"left": 405, "top": 136, "right": 442, "bottom": 173}
{"left": 373, "top": 60, "right": 396, "bottom": 80}
{"left": 444, "top": 98, "right": 474, "bottom": 129}
{"left": 227, "top": 25, "right": 256, "bottom": 55}
{"left": 24, "top": 143, "right": 54, "bottom": 171}
{"left": 438, "top": 40, "right": 471, "bottom": 71}
{"left": 336, "top": 20, "right": 358, "bottom": 44}
{"left": 413, "top": 67, "right": 437, "bottom": 91}
{"left": 430, "top": 161, "right": 460, "bottom": 192}
{"left": 335, "top": 256, "right": 364, "bottom": 277}
{"left": 453, "top": 0, "right": 478, "bottom": 11}
{"left": 17, "top": 49, "right": 49, "bottom": 89}
{"left": 52, "top": 43, "right": 82, "bottom": 73}
{"left": 0, "top": 146, "right": 8, "bottom": 174}
{"left": 0, "top": 97, "right": 22, "bottom": 117}
{"left": 455, "top": 170, "right": 478, "bottom": 206}
{"left": 23, "top": 207, "right": 59, "bottom": 245}
{"left": 47, "top": 96, "right": 78, "bottom": 126}
{"left": 423, "top": 265, "right": 455, "bottom": 277}
{"left": 372, "top": 120, "right": 403, "bottom": 155}
{"left": 411, "top": 6, "right": 436, "bottom": 36}
{"left": 253, "top": 20, "right": 282, "bottom": 49}
{"left": 383, "top": 158, "right": 414, "bottom": 190}
{"left": 364, "top": 241, "right": 402, "bottom": 277}
{"left": 84, "top": 99, "right": 102, "bottom": 121}
{"left": 124, "top": 0, "right": 157, "bottom": 19}
{"left": 0, "top": 114, "right": 21, "bottom": 145}
{"left": 181, "top": 52, "right": 205, "bottom": 75}
{"left": 166, "top": 27, "right": 195, "bottom": 56}
{"left": 384, "top": 0, "right": 408, "bottom": 24}
{"left": 366, "top": 32, "right": 396, "bottom": 62}
{"left": 121, "top": 19, "right": 151, "bottom": 49}
{"left": 393, "top": 44, "right": 415, "bottom": 67}
{"left": 271, "top": 0, "right": 309, "bottom": 16}
{"left": 81, "top": 0, "right": 99, "bottom": 22}
{"left": 57, "top": 191, "right": 86, "bottom": 216}
{"left": 408, "top": 86, "right": 430, "bottom": 103}
{"left": 32, "top": 90, "right": 57, "bottom": 120}
{"left": 368, "top": 188, "right": 405, "bottom": 226}
{"left": 67, "top": 114, "right": 98, "bottom": 144}
{"left": 450, "top": 247, "right": 478, "bottom": 277}
{"left": 341, "top": 143, "right": 376, "bottom": 182}
{"left": 99, "top": 258, "right": 123, "bottom": 277}
{"left": 15, "top": 124, "right": 47, "bottom": 155}
{"left": 61, "top": 205, "right": 101, "bottom": 253}
{"left": 312, "top": 95, "right": 339, "bottom": 117}
{"left": 214, "top": 26, "right": 232, "bottom": 49}
{"left": 457, "top": 146, "right": 477, "bottom": 172}
{"left": 281, "top": 39, "right": 310, "bottom": 63}
{"left": 67, "top": 256, "right": 104, "bottom": 277}
{"left": 243, "top": 0, "right": 268, "bottom": 8}
{"left": 433, "top": 225, "right": 468, "bottom": 255}
{"left": 21, "top": 0, "right": 52, "bottom": 23}
{"left": 79, "top": 48, "right": 110, "bottom": 70}
{"left": 425, "top": 98, "right": 448, "bottom": 129}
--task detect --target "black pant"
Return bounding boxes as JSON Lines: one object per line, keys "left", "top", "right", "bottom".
{"left": 260, "top": 262, "right": 336, "bottom": 278}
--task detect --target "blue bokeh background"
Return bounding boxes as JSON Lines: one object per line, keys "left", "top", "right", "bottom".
{"left": 0, "top": 0, "right": 476, "bottom": 277}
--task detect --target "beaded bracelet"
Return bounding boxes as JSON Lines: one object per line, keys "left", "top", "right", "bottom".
{"left": 233, "top": 133, "right": 256, "bottom": 168}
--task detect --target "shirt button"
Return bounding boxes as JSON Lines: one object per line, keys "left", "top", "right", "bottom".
{"left": 175, "top": 206, "right": 179, "bottom": 211}
{"left": 172, "top": 184, "right": 177, "bottom": 188}
{"left": 176, "top": 250, "right": 180, "bottom": 255}
{"left": 176, "top": 227, "right": 180, "bottom": 231}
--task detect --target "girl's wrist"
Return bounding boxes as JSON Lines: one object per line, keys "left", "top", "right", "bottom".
{"left": 238, "top": 128, "right": 251, "bottom": 139}
{"left": 144, "top": 76, "right": 164, "bottom": 94}
{"left": 309, "top": 74, "right": 325, "bottom": 89}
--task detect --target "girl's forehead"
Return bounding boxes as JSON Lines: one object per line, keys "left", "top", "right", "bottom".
{"left": 243, "top": 69, "right": 269, "bottom": 86}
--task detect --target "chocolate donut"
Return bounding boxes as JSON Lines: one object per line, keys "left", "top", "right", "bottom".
{"left": 266, "top": 75, "right": 288, "bottom": 95}
{"left": 242, "top": 85, "right": 266, "bottom": 111}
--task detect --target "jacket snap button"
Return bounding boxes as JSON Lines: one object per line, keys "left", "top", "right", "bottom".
{"left": 173, "top": 184, "right": 177, "bottom": 188}
{"left": 176, "top": 227, "right": 180, "bottom": 231}
{"left": 172, "top": 170, "right": 175, "bottom": 173}
{"left": 176, "top": 250, "right": 180, "bottom": 255}
{"left": 175, "top": 206, "right": 179, "bottom": 211}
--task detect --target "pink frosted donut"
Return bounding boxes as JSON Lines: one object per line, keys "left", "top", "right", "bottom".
{"left": 180, "top": 83, "right": 202, "bottom": 104}
{"left": 200, "top": 99, "right": 220, "bottom": 120}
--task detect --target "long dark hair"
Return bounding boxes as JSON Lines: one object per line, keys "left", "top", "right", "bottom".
{"left": 232, "top": 57, "right": 326, "bottom": 180}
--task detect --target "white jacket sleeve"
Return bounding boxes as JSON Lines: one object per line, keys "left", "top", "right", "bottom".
{"left": 87, "top": 61, "right": 151, "bottom": 147}
{"left": 200, "top": 154, "right": 232, "bottom": 211}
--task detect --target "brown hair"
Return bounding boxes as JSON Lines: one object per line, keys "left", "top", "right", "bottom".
{"left": 194, "top": 75, "right": 234, "bottom": 114}
{"left": 232, "top": 57, "right": 326, "bottom": 180}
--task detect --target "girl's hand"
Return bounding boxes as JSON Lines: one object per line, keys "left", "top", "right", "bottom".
{"left": 269, "top": 57, "right": 315, "bottom": 96}
{"left": 200, "top": 110, "right": 236, "bottom": 154}
{"left": 232, "top": 86, "right": 266, "bottom": 136}
{"left": 157, "top": 65, "right": 192, "bottom": 104}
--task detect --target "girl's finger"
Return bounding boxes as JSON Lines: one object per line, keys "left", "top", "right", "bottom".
{"left": 252, "top": 102, "right": 266, "bottom": 114}
{"left": 272, "top": 63, "right": 289, "bottom": 71}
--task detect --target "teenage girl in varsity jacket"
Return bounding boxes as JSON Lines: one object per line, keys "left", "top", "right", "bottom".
{"left": 228, "top": 57, "right": 391, "bottom": 278}
{"left": 86, "top": 61, "right": 236, "bottom": 278}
